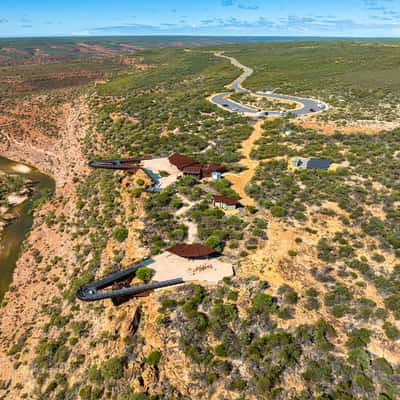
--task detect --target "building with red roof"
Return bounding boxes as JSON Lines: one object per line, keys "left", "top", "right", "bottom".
{"left": 201, "top": 164, "right": 226, "bottom": 178}
{"left": 166, "top": 244, "right": 218, "bottom": 259}
{"left": 182, "top": 163, "right": 203, "bottom": 176}
{"left": 168, "top": 153, "right": 226, "bottom": 179}
{"left": 168, "top": 153, "right": 197, "bottom": 170}
{"left": 213, "top": 195, "right": 240, "bottom": 210}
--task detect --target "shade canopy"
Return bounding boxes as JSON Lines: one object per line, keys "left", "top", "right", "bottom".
{"left": 167, "top": 244, "right": 218, "bottom": 258}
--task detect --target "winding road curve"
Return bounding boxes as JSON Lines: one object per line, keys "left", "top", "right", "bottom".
{"left": 210, "top": 52, "right": 328, "bottom": 118}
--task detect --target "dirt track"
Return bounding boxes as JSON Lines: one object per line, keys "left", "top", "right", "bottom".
{"left": 224, "top": 120, "right": 263, "bottom": 206}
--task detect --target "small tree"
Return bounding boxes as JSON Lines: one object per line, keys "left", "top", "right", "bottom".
{"left": 271, "top": 205, "right": 287, "bottom": 218}
{"left": 136, "top": 267, "right": 153, "bottom": 283}
{"left": 100, "top": 357, "right": 124, "bottom": 380}
{"left": 288, "top": 250, "right": 297, "bottom": 257}
{"left": 113, "top": 227, "right": 128, "bottom": 242}
{"left": 204, "top": 235, "right": 222, "bottom": 252}
{"left": 145, "top": 350, "right": 161, "bottom": 366}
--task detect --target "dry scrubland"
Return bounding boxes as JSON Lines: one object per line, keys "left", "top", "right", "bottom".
{"left": 0, "top": 40, "right": 399, "bottom": 399}
{"left": 224, "top": 40, "right": 400, "bottom": 131}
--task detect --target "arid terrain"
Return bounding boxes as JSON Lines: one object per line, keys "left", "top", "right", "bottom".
{"left": 0, "top": 39, "right": 400, "bottom": 400}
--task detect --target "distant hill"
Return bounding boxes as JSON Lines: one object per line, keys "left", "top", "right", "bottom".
{"left": 0, "top": 36, "right": 328, "bottom": 65}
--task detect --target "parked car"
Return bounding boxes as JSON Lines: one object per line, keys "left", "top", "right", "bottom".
{"left": 309, "top": 108, "right": 316, "bottom": 113}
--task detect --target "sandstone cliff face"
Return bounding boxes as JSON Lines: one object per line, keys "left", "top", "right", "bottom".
{"left": 0, "top": 92, "right": 91, "bottom": 398}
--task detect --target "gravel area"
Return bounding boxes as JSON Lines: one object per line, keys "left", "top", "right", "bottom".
{"left": 151, "top": 252, "right": 233, "bottom": 284}
{"left": 142, "top": 157, "right": 182, "bottom": 189}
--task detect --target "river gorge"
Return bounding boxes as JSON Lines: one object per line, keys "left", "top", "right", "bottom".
{"left": 0, "top": 156, "right": 54, "bottom": 302}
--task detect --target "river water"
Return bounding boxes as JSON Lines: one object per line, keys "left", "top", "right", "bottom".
{"left": 0, "top": 156, "right": 55, "bottom": 302}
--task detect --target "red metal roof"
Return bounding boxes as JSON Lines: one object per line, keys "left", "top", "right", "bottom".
{"left": 168, "top": 153, "right": 197, "bottom": 170}
{"left": 182, "top": 163, "right": 202, "bottom": 174}
{"left": 201, "top": 164, "right": 226, "bottom": 177}
{"left": 213, "top": 195, "right": 239, "bottom": 206}
{"left": 202, "top": 164, "right": 226, "bottom": 173}
{"left": 168, "top": 153, "right": 227, "bottom": 177}
{"left": 167, "top": 244, "right": 218, "bottom": 258}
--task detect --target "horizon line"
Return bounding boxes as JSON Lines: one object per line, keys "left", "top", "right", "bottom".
{"left": 1, "top": 34, "right": 400, "bottom": 40}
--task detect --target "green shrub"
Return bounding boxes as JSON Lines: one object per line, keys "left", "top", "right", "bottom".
{"left": 384, "top": 294, "right": 400, "bottom": 319}
{"left": 347, "top": 348, "right": 370, "bottom": 369}
{"left": 346, "top": 328, "right": 371, "bottom": 349}
{"left": 145, "top": 350, "right": 161, "bottom": 366}
{"left": 383, "top": 322, "right": 400, "bottom": 341}
{"left": 214, "top": 343, "right": 228, "bottom": 357}
{"left": 228, "top": 378, "right": 247, "bottom": 391}
{"left": 100, "top": 357, "right": 124, "bottom": 380}
{"left": 116, "top": 390, "right": 150, "bottom": 400}
{"left": 79, "top": 386, "right": 92, "bottom": 400}
{"left": 88, "top": 366, "right": 103, "bottom": 385}
{"left": 78, "top": 385, "right": 103, "bottom": 400}
{"left": 136, "top": 267, "right": 153, "bottom": 283}
{"left": 324, "top": 284, "right": 353, "bottom": 307}
{"left": 302, "top": 360, "right": 332, "bottom": 383}
{"left": 278, "top": 285, "right": 299, "bottom": 304}
{"left": 250, "top": 292, "right": 276, "bottom": 315}
{"left": 204, "top": 235, "right": 222, "bottom": 252}
{"left": 354, "top": 373, "right": 374, "bottom": 393}
{"left": 271, "top": 205, "right": 287, "bottom": 218}
{"left": 331, "top": 304, "right": 350, "bottom": 318}
{"left": 374, "top": 357, "right": 393, "bottom": 375}
{"left": 113, "top": 227, "right": 129, "bottom": 242}
{"left": 227, "top": 290, "right": 238, "bottom": 301}
{"left": 305, "top": 296, "right": 320, "bottom": 311}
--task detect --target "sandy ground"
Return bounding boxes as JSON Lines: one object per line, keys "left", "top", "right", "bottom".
{"left": 151, "top": 252, "right": 233, "bottom": 284}
{"left": 185, "top": 220, "right": 197, "bottom": 242}
{"left": 142, "top": 157, "right": 181, "bottom": 189}
{"left": 298, "top": 117, "right": 400, "bottom": 135}
{"left": 10, "top": 164, "right": 31, "bottom": 174}
{"left": 175, "top": 195, "right": 195, "bottom": 217}
{"left": 0, "top": 192, "right": 29, "bottom": 236}
{"left": 224, "top": 120, "right": 264, "bottom": 206}
{"left": 6, "top": 193, "right": 28, "bottom": 207}
{"left": 240, "top": 217, "right": 317, "bottom": 286}
{"left": 175, "top": 194, "right": 197, "bottom": 242}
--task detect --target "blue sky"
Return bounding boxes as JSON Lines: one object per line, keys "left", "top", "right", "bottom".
{"left": 1, "top": 0, "right": 400, "bottom": 37}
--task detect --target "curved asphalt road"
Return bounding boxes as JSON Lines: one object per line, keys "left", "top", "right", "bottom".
{"left": 210, "top": 52, "right": 328, "bottom": 118}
